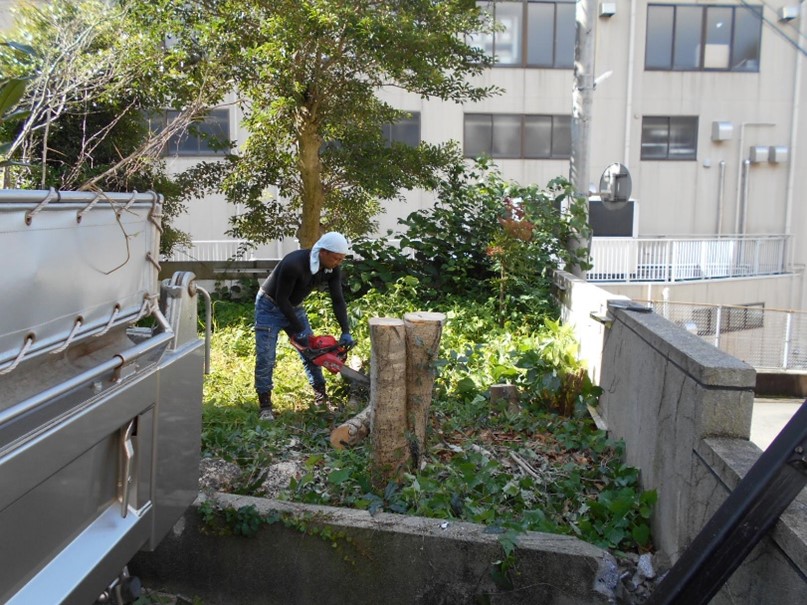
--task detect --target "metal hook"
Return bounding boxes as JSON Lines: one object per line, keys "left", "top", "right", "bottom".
{"left": 146, "top": 251, "right": 162, "bottom": 272}
{"left": 116, "top": 190, "right": 139, "bottom": 218}
{"left": 51, "top": 317, "right": 83, "bottom": 354}
{"left": 0, "top": 334, "right": 35, "bottom": 374}
{"left": 94, "top": 304, "right": 121, "bottom": 338}
{"left": 76, "top": 192, "right": 104, "bottom": 223}
{"left": 24, "top": 188, "right": 59, "bottom": 226}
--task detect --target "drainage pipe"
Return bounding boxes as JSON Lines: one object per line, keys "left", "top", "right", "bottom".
{"left": 734, "top": 123, "right": 774, "bottom": 235}
{"left": 716, "top": 160, "right": 726, "bottom": 235}
{"left": 738, "top": 159, "right": 750, "bottom": 236}
{"left": 784, "top": 3, "right": 805, "bottom": 311}
{"left": 623, "top": 0, "right": 638, "bottom": 165}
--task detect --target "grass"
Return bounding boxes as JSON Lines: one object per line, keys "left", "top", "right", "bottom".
{"left": 198, "top": 294, "right": 657, "bottom": 556}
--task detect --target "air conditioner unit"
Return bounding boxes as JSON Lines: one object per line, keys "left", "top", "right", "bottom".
{"left": 749, "top": 146, "right": 769, "bottom": 163}
{"left": 779, "top": 6, "right": 800, "bottom": 22}
{"left": 769, "top": 146, "right": 789, "bottom": 163}
{"left": 711, "top": 121, "right": 733, "bottom": 141}
{"left": 599, "top": 3, "right": 616, "bottom": 18}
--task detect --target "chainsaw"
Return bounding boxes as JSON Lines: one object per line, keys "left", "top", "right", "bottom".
{"left": 290, "top": 334, "right": 370, "bottom": 386}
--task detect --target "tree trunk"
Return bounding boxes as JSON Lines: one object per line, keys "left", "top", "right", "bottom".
{"left": 403, "top": 312, "right": 445, "bottom": 467}
{"left": 369, "top": 317, "right": 408, "bottom": 486}
{"left": 330, "top": 405, "right": 371, "bottom": 450}
{"left": 297, "top": 114, "right": 324, "bottom": 248}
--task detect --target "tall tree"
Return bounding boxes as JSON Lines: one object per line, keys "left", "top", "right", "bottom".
{"left": 138, "top": 0, "right": 499, "bottom": 247}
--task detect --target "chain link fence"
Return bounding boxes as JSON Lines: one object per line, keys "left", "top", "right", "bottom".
{"left": 637, "top": 300, "right": 807, "bottom": 371}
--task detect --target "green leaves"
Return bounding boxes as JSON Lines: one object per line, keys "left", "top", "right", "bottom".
{"left": 200, "top": 218, "right": 655, "bottom": 560}
{"left": 0, "top": 41, "right": 36, "bottom": 162}
{"left": 0, "top": 78, "right": 27, "bottom": 119}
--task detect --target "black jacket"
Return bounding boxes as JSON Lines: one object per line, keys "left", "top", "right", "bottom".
{"left": 261, "top": 249, "right": 349, "bottom": 335}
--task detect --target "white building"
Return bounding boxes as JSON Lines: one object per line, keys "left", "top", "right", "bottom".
{"left": 3, "top": 1, "right": 806, "bottom": 316}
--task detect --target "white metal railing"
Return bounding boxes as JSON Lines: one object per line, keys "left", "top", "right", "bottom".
{"left": 587, "top": 235, "right": 790, "bottom": 283}
{"left": 640, "top": 300, "right": 807, "bottom": 371}
{"left": 161, "top": 239, "right": 254, "bottom": 262}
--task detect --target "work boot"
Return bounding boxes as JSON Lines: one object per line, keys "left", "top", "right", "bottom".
{"left": 258, "top": 391, "right": 274, "bottom": 421}
{"left": 313, "top": 384, "right": 338, "bottom": 413}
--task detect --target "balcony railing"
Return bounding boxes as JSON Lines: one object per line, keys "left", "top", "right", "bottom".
{"left": 164, "top": 236, "right": 792, "bottom": 285}
{"left": 162, "top": 239, "right": 255, "bottom": 262}
{"left": 586, "top": 235, "right": 790, "bottom": 283}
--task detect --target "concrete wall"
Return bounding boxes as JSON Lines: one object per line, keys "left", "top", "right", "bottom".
{"left": 554, "top": 270, "right": 629, "bottom": 385}
{"left": 557, "top": 270, "right": 807, "bottom": 602}
{"left": 599, "top": 300, "right": 757, "bottom": 555}
{"left": 130, "top": 494, "right": 612, "bottom": 605}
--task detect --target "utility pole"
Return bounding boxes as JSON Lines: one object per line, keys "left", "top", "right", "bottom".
{"left": 568, "top": 0, "right": 596, "bottom": 278}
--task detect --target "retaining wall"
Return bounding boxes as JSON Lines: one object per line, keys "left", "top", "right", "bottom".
{"left": 556, "top": 269, "right": 807, "bottom": 603}
{"left": 131, "top": 494, "right": 612, "bottom": 605}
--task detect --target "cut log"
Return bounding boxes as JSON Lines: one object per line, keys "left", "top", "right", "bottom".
{"left": 369, "top": 317, "right": 408, "bottom": 485}
{"left": 403, "top": 312, "right": 445, "bottom": 465}
{"left": 330, "top": 405, "right": 371, "bottom": 450}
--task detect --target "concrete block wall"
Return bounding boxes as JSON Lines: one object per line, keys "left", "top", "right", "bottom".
{"left": 599, "top": 301, "right": 756, "bottom": 558}
{"left": 131, "top": 494, "right": 612, "bottom": 605}
{"left": 556, "top": 270, "right": 807, "bottom": 603}
{"left": 692, "top": 438, "right": 807, "bottom": 604}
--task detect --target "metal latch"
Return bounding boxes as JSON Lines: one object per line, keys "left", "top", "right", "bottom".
{"left": 118, "top": 419, "right": 135, "bottom": 518}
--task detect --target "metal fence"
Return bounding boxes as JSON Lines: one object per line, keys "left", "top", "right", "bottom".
{"left": 639, "top": 299, "right": 807, "bottom": 371}
{"left": 587, "top": 235, "right": 790, "bottom": 283}
{"left": 162, "top": 239, "right": 254, "bottom": 262}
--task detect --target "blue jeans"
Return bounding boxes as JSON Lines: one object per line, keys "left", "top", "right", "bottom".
{"left": 254, "top": 290, "right": 325, "bottom": 394}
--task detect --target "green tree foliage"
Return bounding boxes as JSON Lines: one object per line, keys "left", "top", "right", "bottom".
{"left": 0, "top": 0, "right": 234, "bottom": 252}
{"left": 349, "top": 159, "right": 593, "bottom": 323}
{"left": 0, "top": 41, "right": 34, "bottom": 168}
{"left": 131, "top": 0, "right": 500, "bottom": 247}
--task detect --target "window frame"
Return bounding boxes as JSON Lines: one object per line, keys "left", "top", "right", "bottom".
{"left": 640, "top": 116, "right": 699, "bottom": 161}
{"left": 381, "top": 112, "right": 421, "bottom": 147}
{"left": 464, "top": 112, "right": 572, "bottom": 159}
{"left": 148, "top": 108, "right": 232, "bottom": 157}
{"left": 644, "top": 3, "right": 763, "bottom": 72}
{"left": 473, "top": 0, "right": 576, "bottom": 69}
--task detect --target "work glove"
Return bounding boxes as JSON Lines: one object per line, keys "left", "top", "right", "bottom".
{"left": 294, "top": 328, "right": 313, "bottom": 348}
{"left": 338, "top": 333, "right": 355, "bottom": 348}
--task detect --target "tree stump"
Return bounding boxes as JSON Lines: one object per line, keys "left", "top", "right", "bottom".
{"left": 404, "top": 312, "right": 445, "bottom": 466}
{"left": 330, "top": 405, "right": 371, "bottom": 449}
{"left": 369, "top": 317, "right": 408, "bottom": 485}
{"left": 490, "top": 383, "right": 520, "bottom": 414}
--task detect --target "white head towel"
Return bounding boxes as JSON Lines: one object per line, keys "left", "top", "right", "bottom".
{"left": 310, "top": 231, "right": 349, "bottom": 274}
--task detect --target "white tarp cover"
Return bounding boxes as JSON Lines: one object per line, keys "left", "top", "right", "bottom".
{"left": 0, "top": 190, "right": 161, "bottom": 368}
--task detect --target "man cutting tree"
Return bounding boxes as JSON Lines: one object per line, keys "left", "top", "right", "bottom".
{"left": 254, "top": 232, "right": 354, "bottom": 420}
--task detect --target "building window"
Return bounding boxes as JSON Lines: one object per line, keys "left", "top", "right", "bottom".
{"left": 464, "top": 113, "right": 571, "bottom": 159}
{"left": 645, "top": 4, "right": 762, "bottom": 72}
{"left": 640, "top": 116, "right": 698, "bottom": 160}
{"left": 148, "top": 109, "right": 231, "bottom": 156}
{"left": 382, "top": 113, "right": 421, "bottom": 147}
{"left": 470, "top": 1, "right": 575, "bottom": 68}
